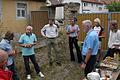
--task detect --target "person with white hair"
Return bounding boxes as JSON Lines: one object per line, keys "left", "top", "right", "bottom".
{"left": 18, "top": 26, "right": 44, "bottom": 79}
{"left": 81, "top": 20, "right": 99, "bottom": 77}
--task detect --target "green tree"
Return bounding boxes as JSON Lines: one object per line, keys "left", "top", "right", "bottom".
{"left": 107, "top": 2, "right": 120, "bottom": 12}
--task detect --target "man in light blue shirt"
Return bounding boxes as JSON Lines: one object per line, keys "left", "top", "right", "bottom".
{"left": 19, "top": 26, "right": 44, "bottom": 79}
{"left": 81, "top": 20, "right": 99, "bottom": 77}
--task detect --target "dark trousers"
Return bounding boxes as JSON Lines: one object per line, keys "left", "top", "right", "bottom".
{"left": 23, "top": 54, "right": 40, "bottom": 75}
{"left": 105, "top": 48, "right": 120, "bottom": 58}
{"left": 7, "top": 61, "right": 20, "bottom": 80}
{"left": 69, "top": 37, "right": 82, "bottom": 63}
{"left": 83, "top": 55, "right": 96, "bottom": 77}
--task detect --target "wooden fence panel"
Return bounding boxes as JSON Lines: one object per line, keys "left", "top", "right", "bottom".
{"left": 77, "top": 13, "right": 108, "bottom": 50}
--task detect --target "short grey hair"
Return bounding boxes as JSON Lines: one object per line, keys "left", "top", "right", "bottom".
{"left": 110, "top": 20, "right": 118, "bottom": 26}
{"left": 82, "top": 20, "right": 92, "bottom": 28}
{"left": 26, "top": 26, "right": 33, "bottom": 30}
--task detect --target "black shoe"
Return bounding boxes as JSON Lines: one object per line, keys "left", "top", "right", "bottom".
{"left": 56, "top": 62, "right": 61, "bottom": 66}
{"left": 49, "top": 62, "right": 53, "bottom": 66}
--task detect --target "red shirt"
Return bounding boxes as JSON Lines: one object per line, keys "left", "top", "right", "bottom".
{"left": 0, "top": 70, "right": 13, "bottom": 80}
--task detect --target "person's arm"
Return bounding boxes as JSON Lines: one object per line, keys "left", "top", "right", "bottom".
{"left": 18, "top": 35, "right": 26, "bottom": 47}
{"left": 113, "top": 31, "right": 120, "bottom": 49}
{"left": 32, "top": 34, "right": 37, "bottom": 46}
{"left": 66, "top": 26, "right": 70, "bottom": 34}
{"left": 81, "top": 48, "right": 92, "bottom": 68}
{"left": 41, "top": 25, "right": 47, "bottom": 37}
{"left": 84, "top": 49, "right": 92, "bottom": 64}
{"left": 81, "top": 35, "right": 95, "bottom": 68}
{"left": 77, "top": 25, "right": 80, "bottom": 38}
{"left": 54, "top": 25, "right": 59, "bottom": 37}
{"left": 66, "top": 25, "right": 76, "bottom": 34}
{"left": 18, "top": 35, "right": 31, "bottom": 48}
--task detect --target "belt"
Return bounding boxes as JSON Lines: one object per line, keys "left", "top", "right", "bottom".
{"left": 48, "top": 37, "right": 56, "bottom": 39}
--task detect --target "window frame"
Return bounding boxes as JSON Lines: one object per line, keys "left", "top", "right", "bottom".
{"left": 83, "top": 2, "right": 88, "bottom": 7}
{"left": 16, "top": 1, "right": 27, "bottom": 19}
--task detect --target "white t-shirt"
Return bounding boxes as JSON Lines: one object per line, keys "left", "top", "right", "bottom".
{"left": 108, "top": 30, "right": 120, "bottom": 48}
{"left": 93, "top": 26, "right": 101, "bottom": 36}
{"left": 41, "top": 24, "right": 58, "bottom": 38}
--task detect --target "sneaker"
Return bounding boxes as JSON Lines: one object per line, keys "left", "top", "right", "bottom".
{"left": 38, "top": 72, "right": 44, "bottom": 78}
{"left": 27, "top": 74, "right": 31, "bottom": 80}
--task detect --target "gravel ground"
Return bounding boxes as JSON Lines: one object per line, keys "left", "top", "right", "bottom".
{"left": 14, "top": 37, "right": 85, "bottom": 80}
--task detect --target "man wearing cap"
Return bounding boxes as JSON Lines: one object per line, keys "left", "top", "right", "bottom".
{"left": 41, "top": 19, "right": 61, "bottom": 66}
{"left": 66, "top": 18, "right": 82, "bottom": 63}
{"left": 19, "top": 26, "right": 44, "bottom": 79}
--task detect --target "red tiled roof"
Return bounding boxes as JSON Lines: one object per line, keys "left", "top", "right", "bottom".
{"left": 82, "top": 0, "right": 120, "bottom": 5}
{"left": 82, "top": 0, "right": 104, "bottom": 4}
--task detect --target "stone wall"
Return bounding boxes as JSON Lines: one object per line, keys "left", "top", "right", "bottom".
{"left": 64, "top": 2, "right": 80, "bottom": 25}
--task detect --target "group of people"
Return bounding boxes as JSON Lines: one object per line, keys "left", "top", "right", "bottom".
{"left": 65, "top": 17, "right": 120, "bottom": 78}
{"left": 0, "top": 26, "right": 44, "bottom": 80}
{"left": 0, "top": 17, "right": 119, "bottom": 80}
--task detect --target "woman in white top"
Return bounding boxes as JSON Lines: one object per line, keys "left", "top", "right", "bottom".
{"left": 105, "top": 20, "right": 120, "bottom": 58}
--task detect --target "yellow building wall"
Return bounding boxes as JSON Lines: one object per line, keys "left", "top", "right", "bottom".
{"left": 1, "top": 0, "right": 46, "bottom": 33}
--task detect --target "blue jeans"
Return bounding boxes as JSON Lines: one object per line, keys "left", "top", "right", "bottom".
{"left": 23, "top": 54, "right": 41, "bottom": 75}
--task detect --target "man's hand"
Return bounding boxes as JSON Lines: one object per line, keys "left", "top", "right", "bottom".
{"left": 70, "top": 29, "right": 75, "bottom": 33}
{"left": 80, "top": 63, "right": 86, "bottom": 69}
{"left": 11, "top": 50, "right": 17, "bottom": 56}
{"left": 112, "top": 44, "right": 120, "bottom": 49}
{"left": 24, "top": 44, "right": 33, "bottom": 48}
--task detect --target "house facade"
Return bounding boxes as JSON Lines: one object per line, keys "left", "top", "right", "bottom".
{"left": 55, "top": 0, "right": 120, "bottom": 20}
{"left": 81, "top": 0, "right": 108, "bottom": 13}
{"left": 0, "top": 0, "right": 47, "bottom": 33}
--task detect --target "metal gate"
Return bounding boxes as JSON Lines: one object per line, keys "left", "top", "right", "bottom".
{"left": 31, "top": 11, "right": 49, "bottom": 37}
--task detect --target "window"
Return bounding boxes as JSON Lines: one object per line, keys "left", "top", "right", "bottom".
{"left": 104, "top": 5, "right": 107, "bottom": 9}
{"left": 83, "top": 2, "right": 88, "bottom": 6}
{"left": 91, "top": 3, "right": 94, "bottom": 7}
{"left": 16, "top": 2, "right": 27, "bottom": 19}
{"left": 99, "top": 7, "right": 102, "bottom": 11}
{"left": 96, "top": 4, "right": 98, "bottom": 7}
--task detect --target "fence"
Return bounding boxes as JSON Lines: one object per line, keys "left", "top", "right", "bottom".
{"left": 77, "top": 12, "right": 120, "bottom": 50}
